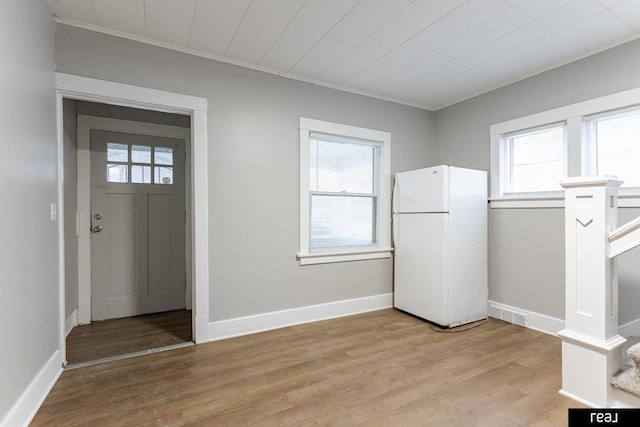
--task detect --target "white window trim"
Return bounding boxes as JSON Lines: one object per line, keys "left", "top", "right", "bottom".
{"left": 500, "top": 122, "right": 568, "bottom": 196}
{"left": 298, "top": 117, "right": 392, "bottom": 265}
{"left": 490, "top": 86, "right": 640, "bottom": 209}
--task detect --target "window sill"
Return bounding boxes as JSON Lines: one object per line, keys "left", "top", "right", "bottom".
{"left": 297, "top": 247, "right": 393, "bottom": 265}
{"left": 490, "top": 189, "right": 640, "bottom": 209}
{"left": 489, "top": 193, "right": 564, "bottom": 209}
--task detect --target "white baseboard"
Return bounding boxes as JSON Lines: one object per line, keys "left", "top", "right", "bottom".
{"left": 65, "top": 308, "right": 78, "bottom": 337}
{"left": 619, "top": 318, "right": 640, "bottom": 337}
{"left": 209, "top": 293, "right": 393, "bottom": 341}
{"left": 489, "top": 301, "right": 640, "bottom": 339}
{"left": 0, "top": 350, "right": 63, "bottom": 427}
{"left": 488, "top": 300, "right": 565, "bottom": 337}
{"left": 558, "top": 389, "right": 598, "bottom": 408}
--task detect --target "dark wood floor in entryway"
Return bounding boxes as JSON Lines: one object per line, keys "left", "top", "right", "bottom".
{"left": 66, "top": 310, "right": 192, "bottom": 365}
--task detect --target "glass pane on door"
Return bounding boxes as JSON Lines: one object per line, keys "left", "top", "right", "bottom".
{"left": 155, "top": 166, "right": 173, "bottom": 184}
{"left": 132, "top": 165, "right": 152, "bottom": 183}
{"left": 132, "top": 145, "right": 151, "bottom": 163}
{"left": 107, "top": 143, "right": 128, "bottom": 162}
{"left": 107, "top": 164, "right": 128, "bottom": 183}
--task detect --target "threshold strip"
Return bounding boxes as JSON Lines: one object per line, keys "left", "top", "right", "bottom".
{"left": 63, "top": 341, "right": 195, "bottom": 370}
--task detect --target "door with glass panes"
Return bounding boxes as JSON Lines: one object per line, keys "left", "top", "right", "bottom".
{"left": 90, "top": 130, "right": 186, "bottom": 321}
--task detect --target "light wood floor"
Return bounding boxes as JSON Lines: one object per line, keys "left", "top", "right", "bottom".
{"left": 34, "top": 309, "right": 584, "bottom": 426}
{"left": 66, "top": 310, "right": 192, "bottom": 365}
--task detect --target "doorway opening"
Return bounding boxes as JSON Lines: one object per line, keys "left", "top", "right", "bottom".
{"left": 55, "top": 74, "right": 210, "bottom": 368}
{"left": 65, "top": 104, "right": 194, "bottom": 367}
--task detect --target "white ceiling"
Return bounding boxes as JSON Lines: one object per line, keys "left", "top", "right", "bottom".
{"left": 47, "top": 0, "right": 640, "bottom": 110}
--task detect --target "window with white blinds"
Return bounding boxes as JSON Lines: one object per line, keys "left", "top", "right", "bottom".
{"left": 298, "top": 118, "right": 391, "bottom": 265}
{"left": 583, "top": 107, "right": 640, "bottom": 188}
{"left": 491, "top": 87, "right": 640, "bottom": 207}
{"left": 502, "top": 124, "right": 566, "bottom": 194}
{"left": 309, "top": 134, "right": 381, "bottom": 250}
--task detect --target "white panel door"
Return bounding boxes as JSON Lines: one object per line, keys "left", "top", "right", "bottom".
{"left": 393, "top": 165, "right": 449, "bottom": 214}
{"left": 393, "top": 213, "right": 449, "bottom": 325}
{"left": 90, "top": 130, "right": 186, "bottom": 321}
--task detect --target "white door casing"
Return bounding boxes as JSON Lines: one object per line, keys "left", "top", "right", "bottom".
{"left": 90, "top": 130, "right": 186, "bottom": 320}
{"left": 55, "top": 73, "right": 209, "bottom": 361}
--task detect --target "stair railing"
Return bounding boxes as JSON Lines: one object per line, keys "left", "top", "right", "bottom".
{"left": 609, "top": 215, "right": 640, "bottom": 259}
{"left": 559, "top": 176, "right": 638, "bottom": 408}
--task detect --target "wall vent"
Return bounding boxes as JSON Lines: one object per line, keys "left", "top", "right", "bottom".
{"left": 488, "top": 303, "right": 528, "bottom": 328}
{"left": 513, "top": 312, "right": 527, "bottom": 327}
{"left": 488, "top": 305, "right": 501, "bottom": 319}
{"left": 501, "top": 309, "right": 514, "bottom": 323}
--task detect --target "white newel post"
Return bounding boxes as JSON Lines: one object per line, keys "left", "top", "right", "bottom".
{"left": 559, "top": 176, "right": 626, "bottom": 407}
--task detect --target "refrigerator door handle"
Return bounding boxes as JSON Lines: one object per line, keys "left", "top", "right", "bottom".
{"left": 392, "top": 178, "right": 398, "bottom": 255}
{"left": 392, "top": 213, "right": 397, "bottom": 255}
{"left": 392, "top": 177, "right": 398, "bottom": 214}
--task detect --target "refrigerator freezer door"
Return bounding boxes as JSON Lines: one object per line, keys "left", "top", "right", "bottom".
{"left": 393, "top": 213, "right": 449, "bottom": 325}
{"left": 393, "top": 165, "right": 449, "bottom": 214}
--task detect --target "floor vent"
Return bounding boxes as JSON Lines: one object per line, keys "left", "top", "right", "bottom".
{"left": 514, "top": 312, "right": 527, "bottom": 327}
{"left": 488, "top": 305, "right": 501, "bottom": 319}
{"left": 489, "top": 304, "right": 528, "bottom": 328}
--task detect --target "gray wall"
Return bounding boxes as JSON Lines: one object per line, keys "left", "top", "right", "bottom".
{"left": 55, "top": 25, "right": 435, "bottom": 322}
{"left": 63, "top": 99, "right": 78, "bottom": 320}
{"left": 434, "top": 38, "right": 640, "bottom": 323}
{"left": 0, "top": 1, "right": 57, "bottom": 421}
{"left": 76, "top": 101, "right": 190, "bottom": 128}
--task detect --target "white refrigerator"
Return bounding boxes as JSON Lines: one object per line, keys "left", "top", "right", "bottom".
{"left": 392, "top": 165, "right": 487, "bottom": 328}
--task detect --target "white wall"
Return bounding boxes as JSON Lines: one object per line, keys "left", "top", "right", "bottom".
{"left": 0, "top": 1, "right": 58, "bottom": 423}
{"left": 433, "top": 38, "right": 640, "bottom": 324}
{"left": 54, "top": 25, "right": 435, "bottom": 323}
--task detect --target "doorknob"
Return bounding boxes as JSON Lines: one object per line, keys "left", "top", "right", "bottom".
{"left": 91, "top": 225, "right": 103, "bottom": 233}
